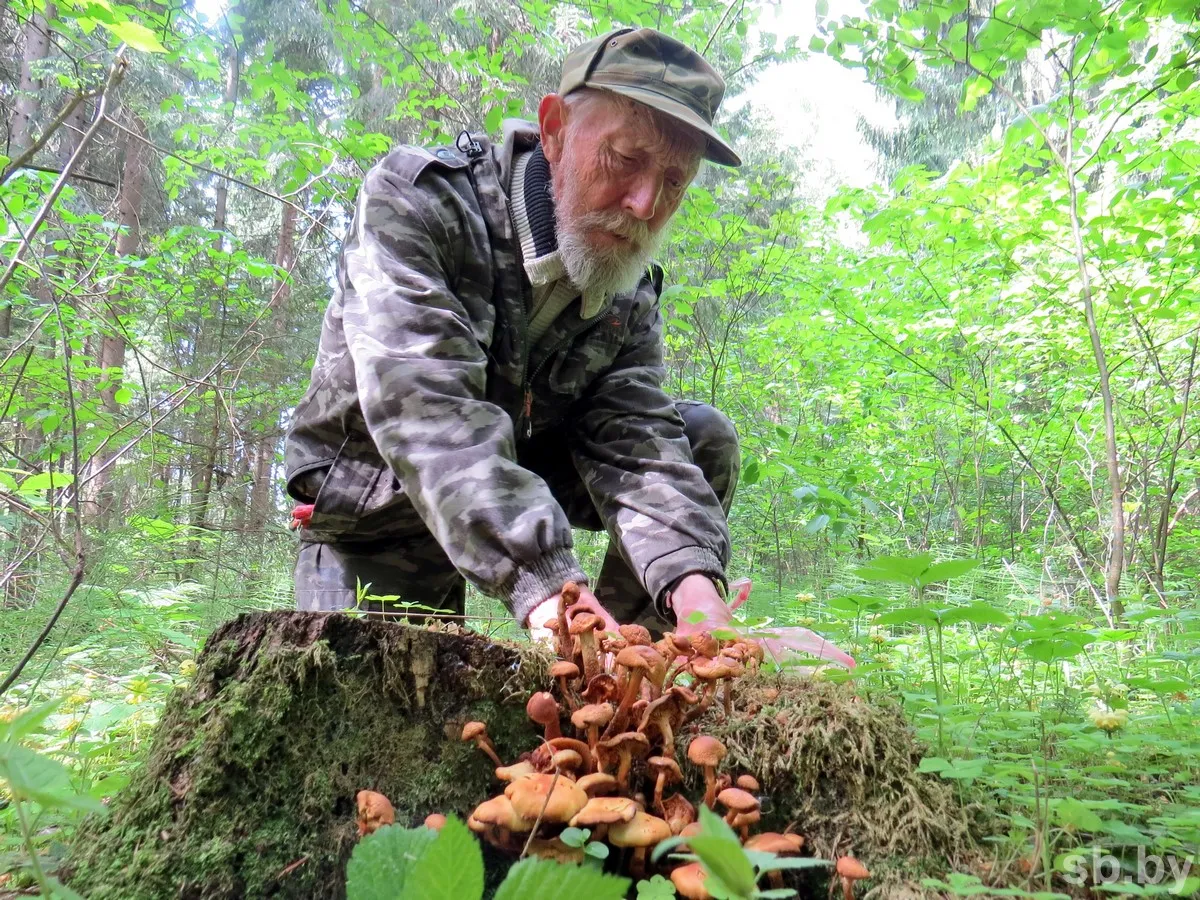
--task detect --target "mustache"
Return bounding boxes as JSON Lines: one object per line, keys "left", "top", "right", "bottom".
{"left": 573, "top": 210, "right": 652, "bottom": 249}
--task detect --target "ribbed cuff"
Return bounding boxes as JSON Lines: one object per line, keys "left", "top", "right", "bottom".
{"left": 502, "top": 549, "right": 589, "bottom": 627}
{"left": 644, "top": 547, "right": 726, "bottom": 618}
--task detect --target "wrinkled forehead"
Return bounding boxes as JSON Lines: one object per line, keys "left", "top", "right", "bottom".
{"left": 578, "top": 92, "right": 704, "bottom": 170}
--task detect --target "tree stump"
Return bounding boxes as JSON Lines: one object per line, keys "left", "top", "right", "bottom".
{"left": 64, "top": 612, "right": 550, "bottom": 899}
{"left": 64, "top": 611, "right": 976, "bottom": 899}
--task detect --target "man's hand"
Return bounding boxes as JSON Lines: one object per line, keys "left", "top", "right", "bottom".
{"left": 527, "top": 583, "right": 620, "bottom": 645}
{"left": 667, "top": 574, "right": 751, "bottom": 637}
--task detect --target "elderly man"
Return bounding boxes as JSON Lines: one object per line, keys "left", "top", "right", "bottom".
{"left": 284, "top": 27, "right": 743, "bottom": 639}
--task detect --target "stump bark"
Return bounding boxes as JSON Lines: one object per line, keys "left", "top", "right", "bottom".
{"left": 64, "top": 611, "right": 977, "bottom": 899}
{"left": 64, "top": 612, "right": 549, "bottom": 899}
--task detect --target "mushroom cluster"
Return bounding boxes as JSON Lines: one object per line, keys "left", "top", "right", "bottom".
{"left": 451, "top": 581, "right": 821, "bottom": 896}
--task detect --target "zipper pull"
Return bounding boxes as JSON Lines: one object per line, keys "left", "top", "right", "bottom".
{"left": 523, "top": 389, "right": 533, "bottom": 439}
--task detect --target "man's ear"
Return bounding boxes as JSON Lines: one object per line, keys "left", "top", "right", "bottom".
{"left": 539, "top": 93, "right": 568, "bottom": 164}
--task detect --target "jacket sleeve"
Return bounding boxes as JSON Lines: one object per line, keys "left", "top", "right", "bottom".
{"left": 340, "top": 162, "right": 586, "bottom": 624}
{"left": 570, "top": 292, "right": 731, "bottom": 612}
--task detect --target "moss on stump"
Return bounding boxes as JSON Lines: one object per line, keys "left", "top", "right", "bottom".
{"left": 64, "top": 612, "right": 550, "bottom": 899}
{"left": 64, "top": 612, "right": 983, "bottom": 899}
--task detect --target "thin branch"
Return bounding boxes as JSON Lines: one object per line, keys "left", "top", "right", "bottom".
{"left": 0, "top": 89, "right": 95, "bottom": 187}
{"left": 0, "top": 48, "right": 127, "bottom": 298}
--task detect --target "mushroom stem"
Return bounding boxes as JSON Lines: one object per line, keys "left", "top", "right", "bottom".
{"left": 475, "top": 737, "right": 503, "bottom": 768}
{"left": 615, "top": 748, "right": 633, "bottom": 791}
{"left": 653, "top": 772, "right": 667, "bottom": 815}
{"left": 768, "top": 871, "right": 784, "bottom": 891}
{"left": 702, "top": 766, "right": 717, "bottom": 809}
{"left": 606, "top": 670, "right": 645, "bottom": 738}
{"left": 723, "top": 681, "right": 732, "bottom": 719}
{"left": 578, "top": 628, "right": 600, "bottom": 683}
{"left": 842, "top": 875, "right": 854, "bottom": 900}
{"left": 556, "top": 590, "right": 573, "bottom": 660}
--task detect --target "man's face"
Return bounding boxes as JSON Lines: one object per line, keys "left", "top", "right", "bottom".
{"left": 539, "top": 91, "right": 703, "bottom": 299}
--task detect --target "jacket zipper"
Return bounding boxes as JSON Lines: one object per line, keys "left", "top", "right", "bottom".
{"left": 520, "top": 309, "right": 610, "bottom": 439}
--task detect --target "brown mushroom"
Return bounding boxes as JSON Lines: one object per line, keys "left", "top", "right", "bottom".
{"left": 550, "top": 660, "right": 581, "bottom": 709}
{"left": 356, "top": 790, "right": 395, "bottom": 837}
{"left": 730, "top": 809, "right": 761, "bottom": 841}
{"left": 471, "top": 794, "right": 534, "bottom": 850}
{"left": 423, "top": 813, "right": 447, "bottom": 831}
{"left": 576, "top": 772, "right": 619, "bottom": 797}
{"left": 551, "top": 748, "right": 584, "bottom": 775}
{"left": 836, "top": 856, "right": 870, "bottom": 900}
{"left": 745, "top": 833, "right": 796, "bottom": 889}
{"left": 581, "top": 672, "right": 620, "bottom": 704}
{"left": 527, "top": 692, "right": 562, "bottom": 742}
{"left": 670, "top": 862, "right": 712, "bottom": 900}
{"left": 608, "top": 810, "right": 672, "bottom": 879}
{"left": 568, "top": 794, "right": 638, "bottom": 841}
{"left": 619, "top": 624, "right": 652, "bottom": 646}
{"left": 568, "top": 612, "right": 604, "bottom": 683}
{"left": 606, "top": 644, "right": 664, "bottom": 736}
{"left": 687, "top": 735, "right": 727, "bottom": 809}
{"left": 661, "top": 791, "right": 697, "bottom": 835}
{"left": 543, "top": 737, "right": 593, "bottom": 772}
{"left": 717, "top": 786, "right": 760, "bottom": 833}
{"left": 461, "top": 721, "right": 503, "bottom": 767}
{"left": 638, "top": 691, "right": 684, "bottom": 759}
{"left": 598, "top": 730, "right": 650, "bottom": 791}
{"left": 647, "top": 755, "right": 682, "bottom": 816}
{"left": 571, "top": 702, "right": 614, "bottom": 754}
{"left": 506, "top": 772, "right": 588, "bottom": 824}
{"left": 526, "top": 836, "right": 585, "bottom": 864}
{"left": 495, "top": 760, "right": 536, "bottom": 782}
{"left": 736, "top": 774, "right": 760, "bottom": 792}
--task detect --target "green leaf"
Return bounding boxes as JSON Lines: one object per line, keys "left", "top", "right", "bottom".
{"left": 1053, "top": 798, "right": 1104, "bottom": 833}
{"left": 404, "top": 815, "right": 484, "bottom": 900}
{"left": 918, "top": 558, "right": 981, "bottom": 585}
{"left": 876, "top": 607, "right": 939, "bottom": 628}
{"left": 18, "top": 471, "right": 74, "bottom": 494}
{"left": 0, "top": 744, "right": 106, "bottom": 812}
{"left": 940, "top": 603, "right": 1011, "bottom": 627}
{"left": 559, "top": 826, "right": 589, "bottom": 848}
{"left": 493, "top": 856, "right": 630, "bottom": 900}
{"left": 113, "top": 387, "right": 133, "bottom": 404}
{"left": 346, "top": 824, "right": 438, "bottom": 900}
{"left": 681, "top": 807, "right": 757, "bottom": 898}
{"left": 0, "top": 699, "right": 62, "bottom": 744}
{"left": 484, "top": 105, "right": 503, "bottom": 134}
{"left": 104, "top": 19, "right": 166, "bottom": 52}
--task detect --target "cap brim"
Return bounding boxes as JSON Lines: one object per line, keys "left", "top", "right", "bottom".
{"left": 588, "top": 81, "right": 742, "bottom": 167}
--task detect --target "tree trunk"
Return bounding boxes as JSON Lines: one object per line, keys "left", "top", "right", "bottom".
{"left": 80, "top": 111, "right": 148, "bottom": 524}
{"left": 246, "top": 201, "right": 297, "bottom": 535}
{"left": 2, "top": 3, "right": 55, "bottom": 340}
{"left": 63, "top": 613, "right": 970, "bottom": 899}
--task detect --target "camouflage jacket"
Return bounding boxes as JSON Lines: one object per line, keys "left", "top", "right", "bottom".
{"left": 283, "top": 123, "right": 730, "bottom": 624}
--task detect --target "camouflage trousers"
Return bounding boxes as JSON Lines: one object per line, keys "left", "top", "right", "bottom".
{"left": 293, "top": 399, "right": 738, "bottom": 627}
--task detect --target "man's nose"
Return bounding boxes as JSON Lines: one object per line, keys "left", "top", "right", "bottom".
{"left": 622, "top": 172, "right": 661, "bottom": 221}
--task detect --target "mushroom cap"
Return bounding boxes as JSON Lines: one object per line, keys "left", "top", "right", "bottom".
{"left": 571, "top": 702, "right": 614, "bottom": 731}
{"left": 670, "top": 862, "right": 712, "bottom": 900}
{"left": 561, "top": 581, "right": 581, "bottom": 605}
{"left": 736, "top": 774, "right": 761, "bottom": 792}
{"left": 691, "top": 633, "right": 719, "bottom": 657}
{"left": 717, "top": 787, "right": 760, "bottom": 813}
{"left": 731, "top": 810, "right": 761, "bottom": 830}
{"left": 526, "top": 692, "right": 560, "bottom": 726}
{"left": 615, "top": 644, "right": 655, "bottom": 671}
{"left": 576, "top": 772, "right": 619, "bottom": 796}
{"left": 661, "top": 792, "right": 697, "bottom": 834}
{"left": 495, "top": 761, "right": 536, "bottom": 782}
{"left": 599, "top": 730, "right": 651, "bottom": 757}
{"left": 691, "top": 657, "right": 734, "bottom": 680}
{"left": 551, "top": 749, "right": 583, "bottom": 771}
{"left": 526, "top": 837, "right": 585, "bottom": 864}
{"left": 608, "top": 810, "right": 673, "bottom": 848}
{"left": 836, "top": 856, "right": 870, "bottom": 880}
{"left": 687, "top": 735, "right": 727, "bottom": 767}
{"left": 549, "top": 660, "right": 580, "bottom": 679}
{"left": 424, "top": 813, "right": 447, "bottom": 831}
{"left": 679, "top": 821, "right": 702, "bottom": 838}
{"left": 716, "top": 654, "right": 746, "bottom": 678}
{"left": 506, "top": 773, "right": 588, "bottom": 823}
{"left": 783, "top": 832, "right": 805, "bottom": 851}
{"left": 581, "top": 673, "right": 619, "bottom": 703}
{"left": 569, "top": 612, "right": 601, "bottom": 635}
{"left": 648, "top": 756, "right": 683, "bottom": 783}
{"left": 568, "top": 795, "right": 638, "bottom": 827}
{"left": 619, "top": 624, "right": 653, "bottom": 646}
{"left": 471, "top": 794, "right": 534, "bottom": 832}
{"left": 461, "top": 721, "right": 488, "bottom": 741}
{"left": 668, "top": 684, "right": 700, "bottom": 705}
{"left": 355, "top": 790, "right": 395, "bottom": 836}
{"left": 745, "top": 832, "right": 795, "bottom": 854}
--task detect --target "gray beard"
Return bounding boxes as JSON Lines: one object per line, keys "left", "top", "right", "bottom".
{"left": 552, "top": 185, "right": 668, "bottom": 300}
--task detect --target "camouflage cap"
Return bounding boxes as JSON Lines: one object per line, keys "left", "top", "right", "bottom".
{"left": 559, "top": 28, "right": 741, "bottom": 167}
